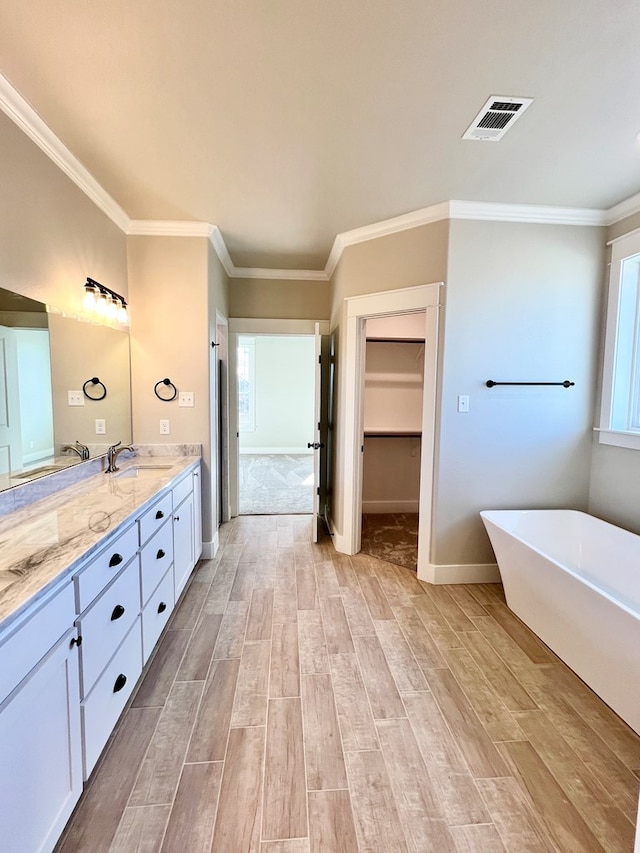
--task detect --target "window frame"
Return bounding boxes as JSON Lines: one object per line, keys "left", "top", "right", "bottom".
{"left": 598, "top": 230, "right": 640, "bottom": 450}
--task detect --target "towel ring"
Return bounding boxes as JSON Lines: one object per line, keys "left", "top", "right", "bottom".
{"left": 154, "top": 377, "right": 178, "bottom": 401}
{"left": 83, "top": 377, "right": 107, "bottom": 400}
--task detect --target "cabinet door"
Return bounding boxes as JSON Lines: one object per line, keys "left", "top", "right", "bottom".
{"left": 192, "top": 466, "right": 202, "bottom": 561}
{"left": 0, "top": 630, "right": 82, "bottom": 853}
{"left": 173, "top": 492, "right": 194, "bottom": 600}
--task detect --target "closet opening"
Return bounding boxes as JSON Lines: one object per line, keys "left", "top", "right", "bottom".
{"left": 361, "top": 313, "right": 425, "bottom": 572}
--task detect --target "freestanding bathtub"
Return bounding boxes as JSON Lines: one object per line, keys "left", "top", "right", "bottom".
{"left": 480, "top": 509, "right": 640, "bottom": 737}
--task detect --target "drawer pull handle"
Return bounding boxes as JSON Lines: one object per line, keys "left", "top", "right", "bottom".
{"left": 157, "top": 601, "right": 167, "bottom": 614}
{"left": 156, "top": 548, "right": 166, "bottom": 559}
{"left": 155, "top": 510, "right": 164, "bottom": 520}
{"left": 109, "top": 553, "right": 124, "bottom": 568}
{"left": 111, "top": 604, "right": 125, "bottom": 621}
{"left": 113, "top": 674, "right": 127, "bottom": 693}
{"left": 70, "top": 635, "right": 82, "bottom": 648}
{"left": 174, "top": 515, "right": 180, "bottom": 522}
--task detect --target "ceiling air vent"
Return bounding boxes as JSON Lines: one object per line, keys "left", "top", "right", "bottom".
{"left": 462, "top": 95, "right": 533, "bottom": 141}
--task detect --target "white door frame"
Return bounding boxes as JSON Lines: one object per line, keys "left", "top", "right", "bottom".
{"left": 341, "top": 283, "right": 443, "bottom": 583}
{"left": 228, "top": 318, "right": 330, "bottom": 518}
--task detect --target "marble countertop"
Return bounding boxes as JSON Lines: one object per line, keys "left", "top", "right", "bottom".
{"left": 0, "top": 455, "right": 200, "bottom": 630}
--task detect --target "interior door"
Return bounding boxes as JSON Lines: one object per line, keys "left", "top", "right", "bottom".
{"left": 0, "top": 325, "right": 22, "bottom": 476}
{"left": 310, "top": 324, "right": 330, "bottom": 543}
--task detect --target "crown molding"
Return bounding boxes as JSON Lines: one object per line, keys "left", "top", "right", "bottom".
{"left": 229, "top": 266, "right": 328, "bottom": 281}
{"left": 0, "top": 72, "right": 130, "bottom": 232}
{"left": 448, "top": 199, "right": 606, "bottom": 226}
{"left": 605, "top": 190, "right": 640, "bottom": 225}
{"left": 127, "top": 219, "right": 214, "bottom": 238}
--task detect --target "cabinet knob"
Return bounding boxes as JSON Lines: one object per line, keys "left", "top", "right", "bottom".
{"left": 156, "top": 549, "right": 166, "bottom": 560}
{"left": 155, "top": 510, "right": 164, "bottom": 520}
{"left": 110, "top": 604, "right": 125, "bottom": 621}
{"left": 157, "top": 601, "right": 167, "bottom": 614}
{"left": 70, "top": 635, "right": 82, "bottom": 648}
{"left": 113, "top": 673, "right": 127, "bottom": 693}
{"left": 108, "top": 553, "right": 124, "bottom": 568}
{"left": 174, "top": 515, "right": 180, "bottom": 522}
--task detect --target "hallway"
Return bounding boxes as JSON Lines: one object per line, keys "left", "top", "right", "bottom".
{"left": 57, "top": 515, "right": 639, "bottom": 852}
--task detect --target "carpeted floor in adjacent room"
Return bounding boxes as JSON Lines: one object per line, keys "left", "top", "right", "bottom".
{"left": 360, "top": 512, "right": 419, "bottom": 571}
{"left": 239, "top": 453, "right": 313, "bottom": 515}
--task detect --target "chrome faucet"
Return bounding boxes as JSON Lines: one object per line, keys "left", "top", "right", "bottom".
{"left": 105, "top": 441, "right": 134, "bottom": 473}
{"left": 63, "top": 440, "right": 90, "bottom": 461}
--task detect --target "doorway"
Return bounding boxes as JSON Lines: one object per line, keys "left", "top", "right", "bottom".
{"left": 360, "top": 312, "right": 425, "bottom": 571}
{"left": 236, "top": 334, "right": 316, "bottom": 515}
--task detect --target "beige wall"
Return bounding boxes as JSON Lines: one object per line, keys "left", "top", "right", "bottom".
{"left": 437, "top": 220, "right": 605, "bottom": 565}
{"left": 128, "top": 236, "right": 222, "bottom": 544}
{"left": 229, "top": 277, "right": 330, "bottom": 320}
{"left": 0, "top": 111, "right": 127, "bottom": 312}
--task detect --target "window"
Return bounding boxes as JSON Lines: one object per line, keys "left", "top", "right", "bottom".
{"left": 237, "top": 336, "right": 256, "bottom": 432}
{"left": 598, "top": 231, "right": 640, "bottom": 449}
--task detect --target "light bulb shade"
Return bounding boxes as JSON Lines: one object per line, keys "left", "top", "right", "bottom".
{"left": 83, "top": 284, "right": 97, "bottom": 310}
{"left": 95, "top": 291, "right": 109, "bottom": 316}
{"left": 117, "top": 303, "right": 129, "bottom": 324}
{"left": 106, "top": 294, "right": 118, "bottom": 319}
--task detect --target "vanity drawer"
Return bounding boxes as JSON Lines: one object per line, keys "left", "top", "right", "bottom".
{"left": 138, "top": 492, "right": 173, "bottom": 546}
{"left": 0, "top": 581, "right": 75, "bottom": 705}
{"left": 76, "top": 559, "right": 141, "bottom": 698}
{"left": 172, "top": 472, "right": 192, "bottom": 508}
{"left": 81, "top": 617, "right": 142, "bottom": 779}
{"left": 74, "top": 523, "right": 139, "bottom": 613}
{"left": 142, "top": 567, "right": 174, "bottom": 663}
{"left": 140, "top": 520, "right": 174, "bottom": 605}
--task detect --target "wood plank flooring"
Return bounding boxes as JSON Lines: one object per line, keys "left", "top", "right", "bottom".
{"left": 56, "top": 515, "right": 640, "bottom": 853}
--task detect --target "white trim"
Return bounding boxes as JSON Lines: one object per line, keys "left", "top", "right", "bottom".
{"left": 230, "top": 318, "right": 330, "bottom": 335}
{"left": 201, "top": 533, "right": 218, "bottom": 560}
{"left": 607, "top": 225, "right": 640, "bottom": 247}
{"left": 596, "top": 429, "right": 640, "bottom": 451}
{"left": 605, "top": 191, "right": 640, "bottom": 226}
{"left": 0, "top": 72, "right": 130, "bottom": 232}
{"left": 448, "top": 200, "right": 606, "bottom": 226}
{"left": 128, "top": 220, "right": 214, "bottom": 238}
{"left": 230, "top": 267, "right": 328, "bottom": 281}
{"left": 340, "top": 283, "right": 443, "bottom": 582}
{"left": 429, "top": 563, "right": 501, "bottom": 585}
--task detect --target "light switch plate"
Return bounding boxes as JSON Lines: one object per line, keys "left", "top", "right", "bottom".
{"left": 457, "top": 395, "right": 470, "bottom": 413}
{"left": 178, "top": 391, "right": 195, "bottom": 407}
{"left": 68, "top": 391, "right": 84, "bottom": 407}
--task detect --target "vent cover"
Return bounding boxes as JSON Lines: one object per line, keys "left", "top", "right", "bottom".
{"left": 462, "top": 96, "right": 533, "bottom": 141}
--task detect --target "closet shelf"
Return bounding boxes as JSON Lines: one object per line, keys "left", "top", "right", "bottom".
{"left": 364, "top": 430, "right": 422, "bottom": 438}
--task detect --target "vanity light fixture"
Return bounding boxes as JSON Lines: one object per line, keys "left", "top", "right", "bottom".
{"left": 83, "top": 278, "right": 129, "bottom": 325}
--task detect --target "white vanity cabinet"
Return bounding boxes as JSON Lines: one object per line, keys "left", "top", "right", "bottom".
{"left": 0, "top": 582, "right": 83, "bottom": 853}
{"left": 0, "top": 457, "right": 204, "bottom": 851}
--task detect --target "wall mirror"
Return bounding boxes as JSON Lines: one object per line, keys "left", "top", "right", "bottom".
{"left": 0, "top": 285, "right": 132, "bottom": 491}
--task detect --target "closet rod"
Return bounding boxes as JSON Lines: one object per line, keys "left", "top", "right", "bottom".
{"left": 485, "top": 380, "right": 575, "bottom": 388}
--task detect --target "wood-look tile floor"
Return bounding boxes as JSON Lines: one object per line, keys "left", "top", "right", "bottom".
{"left": 56, "top": 515, "right": 640, "bottom": 853}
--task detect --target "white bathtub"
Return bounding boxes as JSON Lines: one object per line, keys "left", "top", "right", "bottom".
{"left": 480, "top": 508, "right": 640, "bottom": 736}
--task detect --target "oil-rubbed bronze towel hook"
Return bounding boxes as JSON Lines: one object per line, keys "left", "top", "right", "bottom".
{"left": 154, "top": 377, "right": 178, "bottom": 401}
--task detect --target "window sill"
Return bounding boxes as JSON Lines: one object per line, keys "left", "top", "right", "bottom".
{"left": 595, "top": 428, "right": 640, "bottom": 450}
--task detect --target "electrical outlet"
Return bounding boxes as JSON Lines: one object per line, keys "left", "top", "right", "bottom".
{"left": 178, "top": 391, "right": 195, "bottom": 407}
{"left": 95, "top": 418, "right": 106, "bottom": 435}
{"left": 68, "top": 391, "right": 84, "bottom": 407}
{"left": 159, "top": 419, "right": 170, "bottom": 435}
{"left": 457, "top": 395, "right": 470, "bottom": 413}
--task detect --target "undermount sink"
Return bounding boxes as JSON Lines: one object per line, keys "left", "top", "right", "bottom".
{"left": 115, "top": 464, "right": 174, "bottom": 479}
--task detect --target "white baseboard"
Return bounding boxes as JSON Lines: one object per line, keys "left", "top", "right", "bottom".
{"left": 419, "top": 563, "right": 501, "bottom": 585}
{"left": 239, "top": 447, "right": 313, "bottom": 455}
{"left": 362, "top": 500, "right": 420, "bottom": 513}
{"left": 201, "top": 531, "right": 219, "bottom": 560}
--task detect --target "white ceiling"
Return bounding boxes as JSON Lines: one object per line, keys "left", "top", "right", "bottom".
{"left": 1, "top": 0, "right": 639, "bottom": 270}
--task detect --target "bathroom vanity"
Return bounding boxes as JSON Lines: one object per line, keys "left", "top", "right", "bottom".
{"left": 0, "top": 456, "right": 202, "bottom": 853}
